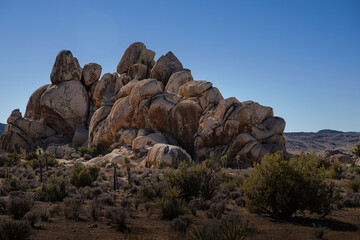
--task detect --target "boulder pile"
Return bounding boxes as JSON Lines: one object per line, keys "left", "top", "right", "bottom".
{"left": 0, "top": 42, "right": 286, "bottom": 167}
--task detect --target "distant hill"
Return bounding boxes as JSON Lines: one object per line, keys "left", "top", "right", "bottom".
{"left": 0, "top": 123, "right": 5, "bottom": 135}
{"left": 284, "top": 129, "right": 360, "bottom": 155}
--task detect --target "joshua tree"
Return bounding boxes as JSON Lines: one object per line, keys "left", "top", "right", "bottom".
{"left": 221, "top": 155, "right": 228, "bottom": 168}
{"left": 113, "top": 164, "right": 118, "bottom": 191}
{"left": 123, "top": 156, "right": 132, "bottom": 185}
{"left": 36, "top": 147, "right": 44, "bottom": 182}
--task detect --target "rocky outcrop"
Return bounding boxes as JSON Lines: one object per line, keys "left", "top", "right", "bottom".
{"left": 0, "top": 109, "right": 56, "bottom": 152}
{"left": 0, "top": 43, "right": 286, "bottom": 168}
{"left": 50, "top": 50, "right": 82, "bottom": 84}
{"left": 40, "top": 80, "right": 89, "bottom": 137}
{"left": 24, "top": 84, "right": 51, "bottom": 121}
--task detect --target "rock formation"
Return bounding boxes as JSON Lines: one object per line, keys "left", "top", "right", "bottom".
{"left": 0, "top": 42, "right": 286, "bottom": 167}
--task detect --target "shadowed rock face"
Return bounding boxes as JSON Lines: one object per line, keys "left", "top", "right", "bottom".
{"left": 0, "top": 43, "right": 286, "bottom": 167}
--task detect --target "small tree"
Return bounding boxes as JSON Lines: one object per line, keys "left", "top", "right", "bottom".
{"left": 70, "top": 163, "right": 100, "bottom": 188}
{"left": 351, "top": 139, "right": 360, "bottom": 157}
{"left": 243, "top": 152, "right": 336, "bottom": 218}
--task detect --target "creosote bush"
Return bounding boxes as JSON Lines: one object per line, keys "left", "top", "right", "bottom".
{"left": 64, "top": 197, "right": 82, "bottom": 220}
{"left": 77, "top": 147, "right": 99, "bottom": 158}
{"left": 243, "top": 152, "right": 336, "bottom": 218}
{"left": 351, "top": 139, "right": 360, "bottom": 157}
{"left": 348, "top": 176, "right": 360, "bottom": 192}
{"left": 0, "top": 219, "right": 31, "bottom": 240}
{"left": 105, "top": 206, "right": 127, "bottom": 232}
{"left": 163, "top": 159, "right": 222, "bottom": 201}
{"left": 37, "top": 177, "right": 67, "bottom": 202}
{"left": 7, "top": 195, "right": 34, "bottom": 219}
{"left": 70, "top": 163, "right": 100, "bottom": 188}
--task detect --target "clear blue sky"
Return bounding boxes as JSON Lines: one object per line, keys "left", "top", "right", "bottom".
{"left": 0, "top": 0, "right": 359, "bottom": 132}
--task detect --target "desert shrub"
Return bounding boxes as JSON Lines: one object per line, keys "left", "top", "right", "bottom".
{"left": 144, "top": 202, "right": 153, "bottom": 218}
{"left": 0, "top": 198, "right": 7, "bottom": 214}
{"left": 5, "top": 177, "right": 28, "bottom": 192}
{"left": 243, "top": 152, "right": 336, "bottom": 218}
{"left": 351, "top": 139, "right": 360, "bottom": 157}
{"left": 348, "top": 177, "right": 360, "bottom": 192}
{"left": 206, "top": 201, "right": 226, "bottom": 219}
{"left": 48, "top": 204, "right": 60, "bottom": 217}
{"left": 97, "top": 193, "right": 114, "bottom": 206}
{"left": 70, "top": 163, "right": 100, "bottom": 188}
{"left": 105, "top": 206, "right": 127, "bottom": 232}
{"left": 27, "top": 153, "right": 57, "bottom": 170}
{"left": 37, "top": 177, "right": 67, "bottom": 202}
{"left": 328, "top": 162, "right": 345, "bottom": 179}
{"left": 7, "top": 195, "right": 34, "bottom": 219}
{"left": 171, "top": 215, "right": 192, "bottom": 233}
{"left": 163, "top": 159, "right": 222, "bottom": 202}
{"left": 154, "top": 186, "right": 188, "bottom": 220}
{"left": 349, "top": 166, "right": 360, "bottom": 175}
{"left": 77, "top": 147, "right": 99, "bottom": 158}
{"left": 90, "top": 199, "right": 102, "bottom": 221}
{"left": 25, "top": 152, "right": 37, "bottom": 161}
{"left": 0, "top": 153, "right": 20, "bottom": 167}
{"left": 64, "top": 197, "right": 82, "bottom": 220}
{"left": 338, "top": 192, "right": 360, "bottom": 208}
{"left": 39, "top": 207, "right": 49, "bottom": 222}
{"left": 0, "top": 219, "right": 31, "bottom": 240}
{"left": 139, "top": 182, "right": 164, "bottom": 202}
{"left": 188, "top": 215, "right": 250, "bottom": 240}
{"left": 24, "top": 210, "right": 39, "bottom": 228}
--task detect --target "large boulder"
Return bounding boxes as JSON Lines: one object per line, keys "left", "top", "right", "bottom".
{"left": 50, "top": 50, "right": 82, "bottom": 84}
{"left": 40, "top": 80, "right": 89, "bottom": 137}
{"left": 165, "top": 70, "right": 193, "bottom": 94}
{"left": 82, "top": 63, "right": 102, "bottom": 86}
{"left": 93, "top": 73, "right": 122, "bottom": 107}
{"left": 24, "top": 84, "right": 51, "bottom": 121}
{"left": 145, "top": 144, "right": 192, "bottom": 168}
{"left": 150, "top": 51, "right": 183, "bottom": 86}
{"left": 0, "top": 109, "right": 56, "bottom": 152}
{"left": 117, "top": 42, "right": 146, "bottom": 74}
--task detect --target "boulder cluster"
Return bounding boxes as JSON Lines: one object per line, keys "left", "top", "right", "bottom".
{"left": 0, "top": 42, "right": 286, "bottom": 167}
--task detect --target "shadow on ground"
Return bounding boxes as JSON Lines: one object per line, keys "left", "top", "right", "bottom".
{"left": 272, "top": 216, "right": 358, "bottom": 232}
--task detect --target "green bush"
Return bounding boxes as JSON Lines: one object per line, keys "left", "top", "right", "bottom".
{"left": 70, "top": 163, "right": 100, "bottom": 188}
{"left": 25, "top": 152, "right": 37, "bottom": 161}
{"left": 351, "top": 139, "right": 360, "bottom": 157}
{"left": 328, "top": 162, "right": 344, "bottom": 179}
{"left": 348, "top": 177, "right": 360, "bottom": 192}
{"left": 155, "top": 186, "right": 188, "bottom": 220}
{"left": 37, "top": 177, "right": 67, "bottom": 202}
{"left": 163, "top": 159, "right": 222, "bottom": 201}
{"left": 5, "top": 178, "right": 28, "bottom": 192}
{"left": 0, "top": 153, "right": 20, "bottom": 167}
{"left": 77, "top": 147, "right": 99, "bottom": 158}
{"left": 243, "top": 152, "right": 336, "bottom": 218}
{"left": 28, "top": 153, "right": 57, "bottom": 169}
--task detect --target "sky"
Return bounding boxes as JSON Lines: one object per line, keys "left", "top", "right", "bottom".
{"left": 0, "top": 0, "right": 359, "bottom": 132}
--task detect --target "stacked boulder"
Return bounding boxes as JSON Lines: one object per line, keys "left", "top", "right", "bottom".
{"left": 0, "top": 42, "right": 286, "bottom": 167}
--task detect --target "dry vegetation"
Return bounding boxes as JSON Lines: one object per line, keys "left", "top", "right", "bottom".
{"left": 0, "top": 148, "right": 359, "bottom": 240}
